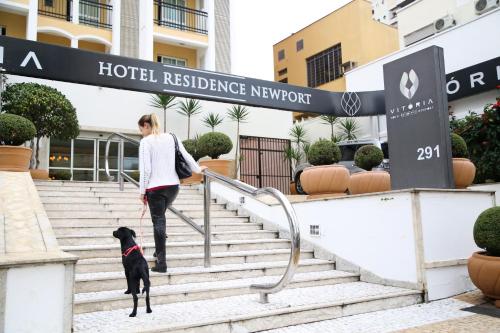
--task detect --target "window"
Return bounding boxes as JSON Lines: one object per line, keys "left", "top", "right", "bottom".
{"left": 0, "top": 27, "right": 5, "bottom": 36}
{"left": 44, "top": 0, "right": 54, "bottom": 6}
{"left": 296, "top": 39, "right": 304, "bottom": 51}
{"left": 278, "top": 68, "right": 287, "bottom": 76}
{"left": 161, "top": 0, "right": 187, "bottom": 28}
{"left": 306, "top": 44, "right": 342, "bottom": 88}
{"left": 278, "top": 49, "right": 285, "bottom": 61}
{"left": 279, "top": 78, "right": 288, "bottom": 83}
{"left": 158, "top": 55, "right": 187, "bottom": 67}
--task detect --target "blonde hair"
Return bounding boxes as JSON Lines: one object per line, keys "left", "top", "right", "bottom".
{"left": 138, "top": 114, "right": 161, "bottom": 135}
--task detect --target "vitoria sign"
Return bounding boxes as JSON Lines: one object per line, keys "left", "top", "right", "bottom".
{"left": 0, "top": 36, "right": 385, "bottom": 117}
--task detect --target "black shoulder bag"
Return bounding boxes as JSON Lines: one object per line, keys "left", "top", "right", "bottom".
{"left": 171, "top": 133, "right": 193, "bottom": 179}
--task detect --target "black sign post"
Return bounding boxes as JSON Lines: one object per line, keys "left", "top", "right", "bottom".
{"left": 0, "top": 36, "right": 385, "bottom": 117}
{"left": 383, "top": 46, "right": 454, "bottom": 190}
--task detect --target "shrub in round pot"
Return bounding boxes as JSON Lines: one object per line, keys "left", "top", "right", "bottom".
{"left": 0, "top": 113, "right": 36, "bottom": 172}
{"left": 349, "top": 145, "right": 390, "bottom": 195}
{"left": 197, "top": 132, "right": 233, "bottom": 177}
{"left": 49, "top": 169, "right": 72, "bottom": 181}
{"left": 300, "top": 139, "right": 349, "bottom": 197}
{"left": 468, "top": 207, "right": 500, "bottom": 307}
{"left": 181, "top": 138, "right": 206, "bottom": 184}
{"left": 451, "top": 133, "right": 476, "bottom": 188}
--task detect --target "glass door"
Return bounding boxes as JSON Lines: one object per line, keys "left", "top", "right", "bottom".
{"left": 162, "top": 0, "right": 186, "bottom": 29}
{"left": 97, "top": 140, "right": 139, "bottom": 182}
{"left": 73, "top": 139, "right": 96, "bottom": 181}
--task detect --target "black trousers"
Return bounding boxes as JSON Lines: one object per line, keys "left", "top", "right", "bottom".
{"left": 146, "top": 185, "right": 179, "bottom": 268}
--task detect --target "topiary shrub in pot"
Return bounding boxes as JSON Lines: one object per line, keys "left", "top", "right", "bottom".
{"left": 181, "top": 138, "right": 206, "bottom": 184}
{"left": 197, "top": 132, "right": 234, "bottom": 177}
{"left": 467, "top": 207, "right": 500, "bottom": 307}
{"left": 0, "top": 113, "right": 36, "bottom": 172}
{"left": 451, "top": 133, "right": 476, "bottom": 189}
{"left": 49, "top": 169, "right": 72, "bottom": 181}
{"left": 300, "top": 139, "right": 349, "bottom": 198}
{"left": 348, "top": 145, "right": 390, "bottom": 195}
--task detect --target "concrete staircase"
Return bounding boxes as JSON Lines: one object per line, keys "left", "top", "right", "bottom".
{"left": 35, "top": 180, "right": 423, "bottom": 333}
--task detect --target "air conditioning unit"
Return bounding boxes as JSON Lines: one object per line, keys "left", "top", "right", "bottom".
{"left": 433, "top": 15, "right": 456, "bottom": 33}
{"left": 341, "top": 61, "right": 357, "bottom": 74}
{"left": 475, "top": 0, "right": 500, "bottom": 14}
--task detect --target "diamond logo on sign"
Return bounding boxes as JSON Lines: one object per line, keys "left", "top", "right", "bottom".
{"left": 340, "top": 92, "right": 362, "bottom": 116}
{"left": 400, "top": 69, "right": 419, "bottom": 100}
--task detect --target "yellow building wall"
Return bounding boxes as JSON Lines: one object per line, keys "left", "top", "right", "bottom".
{"left": 79, "top": 40, "right": 106, "bottom": 53}
{"left": 154, "top": 42, "right": 197, "bottom": 68}
{"left": 37, "top": 32, "right": 71, "bottom": 47}
{"left": 8, "top": 0, "right": 29, "bottom": 5}
{"left": 0, "top": 11, "right": 27, "bottom": 39}
{"left": 273, "top": 0, "right": 398, "bottom": 89}
{"left": 37, "top": 15, "right": 112, "bottom": 42}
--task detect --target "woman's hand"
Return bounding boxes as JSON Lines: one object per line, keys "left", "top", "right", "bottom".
{"left": 199, "top": 166, "right": 208, "bottom": 172}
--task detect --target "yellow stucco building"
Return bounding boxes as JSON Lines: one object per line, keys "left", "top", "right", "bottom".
{"left": 273, "top": 0, "right": 399, "bottom": 120}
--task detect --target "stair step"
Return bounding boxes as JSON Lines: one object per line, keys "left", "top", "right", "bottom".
{"left": 75, "top": 256, "right": 325, "bottom": 291}
{"left": 40, "top": 196, "right": 210, "bottom": 204}
{"left": 49, "top": 216, "right": 250, "bottom": 227}
{"left": 53, "top": 222, "right": 262, "bottom": 237}
{"left": 37, "top": 191, "right": 203, "bottom": 199}
{"left": 42, "top": 203, "right": 226, "bottom": 211}
{"left": 63, "top": 239, "right": 291, "bottom": 258}
{"left": 46, "top": 210, "right": 238, "bottom": 219}
{"left": 74, "top": 270, "right": 358, "bottom": 314}
{"left": 76, "top": 249, "right": 315, "bottom": 275}
{"left": 72, "top": 282, "right": 422, "bottom": 333}
{"left": 35, "top": 185, "right": 200, "bottom": 193}
{"left": 57, "top": 230, "right": 278, "bottom": 246}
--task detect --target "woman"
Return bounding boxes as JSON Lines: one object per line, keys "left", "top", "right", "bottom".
{"left": 138, "top": 113, "right": 204, "bottom": 273}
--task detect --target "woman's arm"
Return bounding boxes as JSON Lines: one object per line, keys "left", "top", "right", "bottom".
{"left": 139, "top": 139, "right": 152, "bottom": 194}
{"left": 178, "top": 139, "right": 202, "bottom": 174}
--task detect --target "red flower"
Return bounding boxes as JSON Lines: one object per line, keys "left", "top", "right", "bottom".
{"left": 496, "top": 85, "right": 500, "bottom": 89}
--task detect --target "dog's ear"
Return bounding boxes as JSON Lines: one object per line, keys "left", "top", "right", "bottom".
{"left": 130, "top": 229, "right": 136, "bottom": 238}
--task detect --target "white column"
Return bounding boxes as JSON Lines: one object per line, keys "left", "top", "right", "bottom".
{"left": 111, "top": 0, "right": 121, "bottom": 55}
{"left": 26, "top": 0, "right": 38, "bottom": 40}
{"left": 203, "top": 0, "right": 216, "bottom": 71}
{"left": 72, "top": 0, "right": 79, "bottom": 24}
{"left": 139, "top": 0, "right": 154, "bottom": 61}
{"left": 71, "top": 38, "right": 78, "bottom": 48}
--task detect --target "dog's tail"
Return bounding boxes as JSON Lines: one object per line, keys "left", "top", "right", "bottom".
{"left": 141, "top": 270, "right": 151, "bottom": 295}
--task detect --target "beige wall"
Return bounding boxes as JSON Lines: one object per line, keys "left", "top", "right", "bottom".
{"left": 79, "top": 40, "right": 107, "bottom": 53}
{"left": 37, "top": 15, "right": 112, "bottom": 42}
{"left": 0, "top": 11, "right": 27, "bottom": 39}
{"left": 154, "top": 42, "right": 197, "bottom": 68}
{"left": 37, "top": 32, "right": 71, "bottom": 47}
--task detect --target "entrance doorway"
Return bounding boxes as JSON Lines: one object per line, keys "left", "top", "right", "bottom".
{"left": 239, "top": 136, "right": 292, "bottom": 194}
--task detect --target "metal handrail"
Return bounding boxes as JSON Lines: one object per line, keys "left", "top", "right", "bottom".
{"left": 104, "top": 132, "right": 301, "bottom": 303}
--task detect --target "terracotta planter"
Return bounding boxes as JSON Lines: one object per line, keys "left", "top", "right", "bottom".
{"left": 300, "top": 164, "right": 350, "bottom": 196}
{"left": 453, "top": 158, "right": 476, "bottom": 189}
{"left": 468, "top": 251, "right": 500, "bottom": 307}
{"left": 0, "top": 146, "right": 32, "bottom": 172}
{"left": 349, "top": 171, "right": 391, "bottom": 195}
{"left": 199, "top": 159, "right": 233, "bottom": 178}
{"left": 30, "top": 169, "right": 49, "bottom": 180}
{"left": 180, "top": 172, "right": 203, "bottom": 185}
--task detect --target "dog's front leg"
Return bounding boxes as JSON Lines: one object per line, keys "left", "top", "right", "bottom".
{"left": 124, "top": 270, "right": 131, "bottom": 294}
{"left": 129, "top": 293, "right": 138, "bottom": 317}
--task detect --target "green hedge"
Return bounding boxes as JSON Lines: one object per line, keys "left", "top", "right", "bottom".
{"left": 0, "top": 113, "right": 36, "bottom": 146}
{"left": 473, "top": 207, "right": 500, "bottom": 256}
{"left": 354, "top": 145, "right": 384, "bottom": 171}
{"left": 182, "top": 139, "right": 206, "bottom": 161}
{"left": 197, "top": 132, "right": 232, "bottom": 159}
{"left": 308, "top": 139, "right": 341, "bottom": 166}
{"left": 49, "top": 169, "right": 71, "bottom": 181}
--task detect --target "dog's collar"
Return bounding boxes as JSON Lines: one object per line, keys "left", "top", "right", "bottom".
{"left": 123, "top": 245, "right": 141, "bottom": 257}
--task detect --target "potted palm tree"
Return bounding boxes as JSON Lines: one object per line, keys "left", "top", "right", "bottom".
{"left": 288, "top": 124, "right": 309, "bottom": 193}
{"left": 149, "top": 93, "right": 177, "bottom": 133}
{"left": 0, "top": 113, "right": 36, "bottom": 171}
{"left": 338, "top": 118, "right": 360, "bottom": 140}
{"left": 468, "top": 207, "right": 500, "bottom": 308}
{"left": 202, "top": 112, "right": 224, "bottom": 132}
{"left": 451, "top": 133, "right": 476, "bottom": 188}
{"left": 227, "top": 105, "right": 250, "bottom": 179}
{"left": 198, "top": 132, "right": 233, "bottom": 177}
{"left": 2, "top": 83, "right": 79, "bottom": 179}
{"left": 349, "top": 145, "right": 391, "bottom": 195}
{"left": 300, "top": 139, "right": 349, "bottom": 198}
{"left": 320, "top": 115, "right": 338, "bottom": 141}
{"left": 177, "top": 99, "right": 202, "bottom": 139}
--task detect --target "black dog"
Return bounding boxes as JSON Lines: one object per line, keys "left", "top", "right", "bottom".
{"left": 112, "top": 227, "right": 152, "bottom": 317}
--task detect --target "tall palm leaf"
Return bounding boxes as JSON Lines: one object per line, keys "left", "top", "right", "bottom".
{"left": 227, "top": 105, "right": 250, "bottom": 178}
{"left": 338, "top": 118, "right": 360, "bottom": 141}
{"left": 320, "top": 115, "right": 338, "bottom": 141}
{"left": 149, "top": 94, "right": 177, "bottom": 133}
{"left": 284, "top": 146, "right": 302, "bottom": 172}
{"left": 289, "top": 124, "right": 308, "bottom": 145}
{"left": 202, "top": 112, "right": 224, "bottom": 132}
{"left": 177, "top": 99, "right": 202, "bottom": 139}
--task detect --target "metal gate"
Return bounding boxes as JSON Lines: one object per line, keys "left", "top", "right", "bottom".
{"left": 239, "top": 136, "right": 292, "bottom": 194}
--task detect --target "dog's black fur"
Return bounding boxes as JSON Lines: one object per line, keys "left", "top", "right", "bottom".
{"left": 112, "top": 227, "right": 152, "bottom": 317}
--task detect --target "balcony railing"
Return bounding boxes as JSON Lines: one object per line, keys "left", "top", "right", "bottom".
{"left": 154, "top": 1, "right": 208, "bottom": 35}
{"left": 38, "top": 0, "right": 72, "bottom": 21}
{"left": 38, "top": 0, "right": 112, "bottom": 30}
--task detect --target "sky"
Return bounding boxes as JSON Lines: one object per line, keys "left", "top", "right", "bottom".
{"left": 230, "top": 0, "right": 353, "bottom": 81}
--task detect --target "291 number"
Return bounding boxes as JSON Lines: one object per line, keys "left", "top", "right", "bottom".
{"left": 417, "top": 145, "right": 440, "bottom": 161}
